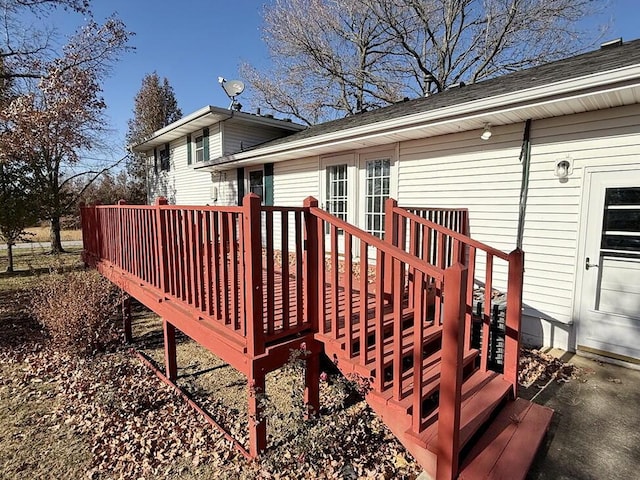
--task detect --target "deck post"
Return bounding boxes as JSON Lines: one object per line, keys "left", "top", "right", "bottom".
{"left": 383, "top": 198, "right": 398, "bottom": 301}
{"left": 243, "top": 193, "right": 265, "bottom": 356}
{"left": 304, "top": 341, "right": 321, "bottom": 419}
{"left": 437, "top": 263, "right": 468, "bottom": 480}
{"left": 303, "top": 197, "right": 319, "bottom": 333}
{"left": 248, "top": 363, "right": 267, "bottom": 457}
{"left": 163, "top": 318, "right": 178, "bottom": 382}
{"left": 122, "top": 296, "right": 132, "bottom": 343}
{"left": 155, "top": 197, "right": 169, "bottom": 294}
{"left": 504, "top": 248, "right": 524, "bottom": 397}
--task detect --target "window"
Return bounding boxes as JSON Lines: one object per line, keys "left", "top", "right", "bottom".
{"left": 160, "top": 146, "right": 170, "bottom": 171}
{"left": 325, "top": 164, "right": 348, "bottom": 234}
{"left": 364, "top": 159, "right": 390, "bottom": 238}
{"left": 195, "top": 135, "right": 204, "bottom": 163}
{"left": 249, "top": 170, "right": 264, "bottom": 200}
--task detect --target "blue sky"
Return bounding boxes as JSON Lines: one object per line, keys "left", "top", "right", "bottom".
{"left": 51, "top": 0, "right": 640, "bottom": 158}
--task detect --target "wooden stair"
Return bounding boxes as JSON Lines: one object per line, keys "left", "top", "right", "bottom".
{"left": 316, "top": 315, "right": 553, "bottom": 480}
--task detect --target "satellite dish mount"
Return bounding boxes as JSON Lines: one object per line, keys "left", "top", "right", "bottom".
{"left": 218, "top": 77, "right": 245, "bottom": 111}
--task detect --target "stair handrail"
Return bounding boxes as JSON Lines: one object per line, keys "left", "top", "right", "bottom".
{"left": 308, "top": 202, "right": 445, "bottom": 281}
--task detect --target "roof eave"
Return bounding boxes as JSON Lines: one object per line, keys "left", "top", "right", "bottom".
{"left": 210, "top": 63, "right": 640, "bottom": 166}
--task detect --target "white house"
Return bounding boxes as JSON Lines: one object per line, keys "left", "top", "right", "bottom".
{"left": 133, "top": 39, "right": 640, "bottom": 366}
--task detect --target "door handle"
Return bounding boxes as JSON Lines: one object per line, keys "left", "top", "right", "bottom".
{"left": 585, "top": 257, "right": 599, "bottom": 270}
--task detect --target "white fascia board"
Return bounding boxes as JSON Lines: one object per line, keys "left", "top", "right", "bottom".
{"left": 224, "top": 64, "right": 640, "bottom": 164}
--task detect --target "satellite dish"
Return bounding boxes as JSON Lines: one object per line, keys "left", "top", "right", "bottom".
{"left": 222, "top": 80, "right": 245, "bottom": 97}
{"left": 218, "top": 77, "right": 245, "bottom": 111}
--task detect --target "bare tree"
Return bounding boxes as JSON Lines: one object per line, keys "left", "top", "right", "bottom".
{"left": 126, "top": 72, "right": 182, "bottom": 204}
{"left": 241, "top": 0, "right": 406, "bottom": 125}
{"left": 0, "top": 16, "right": 132, "bottom": 253}
{"left": 245, "top": 0, "right": 607, "bottom": 124}
{"left": 0, "top": 0, "right": 90, "bottom": 84}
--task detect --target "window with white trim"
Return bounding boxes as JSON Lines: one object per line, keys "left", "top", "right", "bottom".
{"left": 249, "top": 169, "right": 264, "bottom": 201}
{"left": 364, "top": 158, "right": 390, "bottom": 238}
{"left": 195, "top": 135, "right": 204, "bottom": 162}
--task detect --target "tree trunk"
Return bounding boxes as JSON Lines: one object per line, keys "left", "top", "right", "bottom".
{"left": 6, "top": 242, "right": 14, "bottom": 272}
{"left": 50, "top": 216, "right": 64, "bottom": 253}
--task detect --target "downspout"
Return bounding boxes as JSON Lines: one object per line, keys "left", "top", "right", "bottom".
{"left": 517, "top": 119, "right": 532, "bottom": 249}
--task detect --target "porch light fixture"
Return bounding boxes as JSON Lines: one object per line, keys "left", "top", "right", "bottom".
{"left": 480, "top": 123, "right": 492, "bottom": 140}
{"left": 554, "top": 157, "right": 573, "bottom": 180}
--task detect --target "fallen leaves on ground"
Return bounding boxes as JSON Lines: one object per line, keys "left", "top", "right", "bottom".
{"left": 519, "top": 349, "right": 582, "bottom": 388}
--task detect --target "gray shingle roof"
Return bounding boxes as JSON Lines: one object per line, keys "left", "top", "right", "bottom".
{"left": 242, "top": 38, "right": 640, "bottom": 151}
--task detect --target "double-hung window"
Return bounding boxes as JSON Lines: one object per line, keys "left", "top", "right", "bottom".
{"left": 364, "top": 158, "right": 391, "bottom": 238}
{"left": 195, "top": 135, "right": 204, "bottom": 163}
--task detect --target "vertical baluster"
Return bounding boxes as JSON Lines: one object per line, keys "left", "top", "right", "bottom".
{"left": 344, "top": 232, "right": 353, "bottom": 357}
{"left": 282, "top": 212, "right": 290, "bottom": 332}
{"left": 203, "top": 211, "right": 213, "bottom": 316}
{"left": 265, "top": 209, "right": 274, "bottom": 335}
{"left": 330, "top": 224, "right": 339, "bottom": 338}
{"left": 220, "top": 213, "right": 230, "bottom": 325}
{"left": 212, "top": 212, "right": 221, "bottom": 320}
{"left": 229, "top": 211, "right": 239, "bottom": 330}
{"left": 464, "top": 246, "right": 477, "bottom": 351}
{"left": 411, "top": 269, "right": 425, "bottom": 433}
{"left": 295, "top": 210, "right": 303, "bottom": 327}
{"left": 481, "top": 253, "right": 494, "bottom": 372}
{"left": 393, "top": 257, "right": 404, "bottom": 401}
{"left": 374, "top": 249, "right": 385, "bottom": 392}
{"left": 359, "top": 241, "right": 368, "bottom": 365}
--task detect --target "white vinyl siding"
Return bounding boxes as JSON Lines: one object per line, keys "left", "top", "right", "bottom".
{"left": 222, "top": 122, "right": 288, "bottom": 156}
{"left": 397, "top": 103, "right": 640, "bottom": 349}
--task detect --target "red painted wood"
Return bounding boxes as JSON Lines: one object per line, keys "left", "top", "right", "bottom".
{"left": 504, "top": 248, "right": 524, "bottom": 396}
{"left": 411, "top": 269, "right": 425, "bottom": 434}
{"left": 392, "top": 257, "right": 404, "bottom": 401}
{"left": 359, "top": 241, "right": 369, "bottom": 365}
{"left": 265, "top": 210, "right": 275, "bottom": 335}
{"left": 211, "top": 212, "right": 221, "bottom": 320}
{"left": 203, "top": 212, "right": 213, "bottom": 316}
{"left": 303, "top": 197, "right": 319, "bottom": 334}
{"left": 437, "top": 263, "right": 467, "bottom": 480}
{"left": 243, "top": 194, "right": 265, "bottom": 357}
{"left": 383, "top": 198, "right": 398, "bottom": 299}
{"left": 295, "top": 210, "right": 303, "bottom": 328}
{"left": 344, "top": 232, "right": 353, "bottom": 358}
{"left": 220, "top": 213, "right": 230, "bottom": 324}
{"left": 395, "top": 207, "right": 508, "bottom": 260}
{"left": 281, "top": 212, "right": 290, "bottom": 331}
{"left": 374, "top": 249, "right": 385, "bottom": 392}
{"left": 248, "top": 363, "right": 266, "bottom": 457}
{"left": 316, "top": 214, "right": 326, "bottom": 334}
{"left": 228, "top": 211, "right": 239, "bottom": 330}
{"left": 481, "top": 253, "right": 494, "bottom": 372}
{"left": 464, "top": 246, "right": 477, "bottom": 351}
{"left": 155, "top": 198, "right": 169, "bottom": 294}
{"left": 329, "top": 224, "right": 339, "bottom": 339}
{"left": 459, "top": 399, "right": 553, "bottom": 480}
{"left": 163, "top": 318, "right": 178, "bottom": 382}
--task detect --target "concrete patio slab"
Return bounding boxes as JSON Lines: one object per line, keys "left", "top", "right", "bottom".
{"left": 525, "top": 350, "right": 640, "bottom": 480}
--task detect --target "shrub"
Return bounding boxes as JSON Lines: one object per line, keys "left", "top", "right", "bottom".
{"left": 31, "top": 270, "right": 124, "bottom": 356}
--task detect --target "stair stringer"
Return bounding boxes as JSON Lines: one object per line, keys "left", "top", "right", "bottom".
{"left": 320, "top": 334, "right": 438, "bottom": 478}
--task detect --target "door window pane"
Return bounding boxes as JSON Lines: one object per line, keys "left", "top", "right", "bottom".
{"left": 249, "top": 170, "right": 264, "bottom": 200}
{"left": 601, "top": 187, "right": 640, "bottom": 252}
{"left": 364, "top": 158, "right": 391, "bottom": 238}
{"left": 326, "top": 164, "right": 348, "bottom": 234}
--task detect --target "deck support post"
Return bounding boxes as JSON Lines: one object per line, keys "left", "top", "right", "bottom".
{"left": 248, "top": 364, "right": 267, "bottom": 457}
{"left": 383, "top": 198, "right": 398, "bottom": 302}
{"left": 504, "top": 248, "right": 524, "bottom": 398}
{"left": 437, "top": 263, "right": 468, "bottom": 480}
{"left": 163, "top": 319, "right": 178, "bottom": 382}
{"left": 304, "top": 346, "right": 321, "bottom": 419}
{"left": 122, "top": 296, "right": 132, "bottom": 343}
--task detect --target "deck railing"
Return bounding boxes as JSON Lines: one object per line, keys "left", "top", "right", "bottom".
{"left": 80, "top": 194, "right": 315, "bottom": 355}
{"left": 384, "top": 198, "right": 524, "bottom": 392}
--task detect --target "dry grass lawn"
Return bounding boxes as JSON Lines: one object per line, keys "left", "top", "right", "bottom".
{"left": 0, "top": 248, "right": 423, "bottom": 479}
{"left": 22, "top": 226, "right": 83, "bottom": 243}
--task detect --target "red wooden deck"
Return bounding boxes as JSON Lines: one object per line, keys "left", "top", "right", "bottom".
{"left": 80, "top": 194, "right": 552, "bottom": 480}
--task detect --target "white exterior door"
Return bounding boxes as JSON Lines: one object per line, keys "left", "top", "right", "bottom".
{"left": 577, "top": 168, "right": 640, "bottom": 362}
{"left": 320, "top": 154, "right": 357, "bottom": 252}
